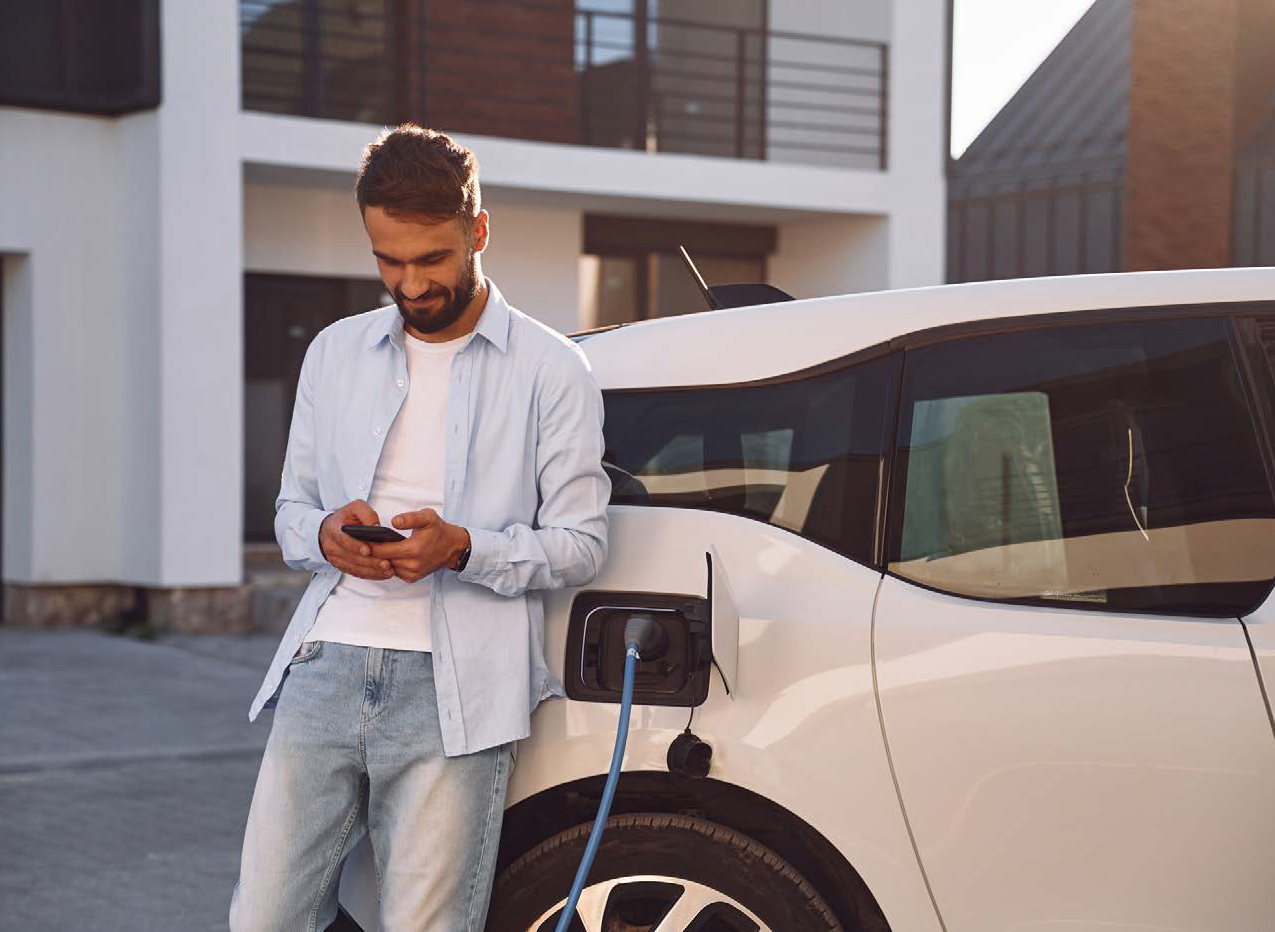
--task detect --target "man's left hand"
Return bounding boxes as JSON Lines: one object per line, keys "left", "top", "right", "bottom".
{"left": 368, "top": 508, "right": 469, "bottom": 583}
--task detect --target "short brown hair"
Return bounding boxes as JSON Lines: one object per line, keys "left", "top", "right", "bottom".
{"left": 355, "top": 124, "right": 481, "bottom": 232}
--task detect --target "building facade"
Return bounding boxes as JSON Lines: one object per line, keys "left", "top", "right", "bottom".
{"left": 0, "top": 0, "right": 947, "bottom": 628}
{"left": 946, "top": 0, "right": 1275, "bottom": 283}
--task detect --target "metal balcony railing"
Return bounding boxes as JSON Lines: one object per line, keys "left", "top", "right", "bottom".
{"left": 239, "top": 1, "right": 887, "bottom": 169}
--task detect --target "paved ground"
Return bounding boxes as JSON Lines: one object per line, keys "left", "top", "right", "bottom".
{"left": 0, "top": 628, "right": 282, "bottom": 931}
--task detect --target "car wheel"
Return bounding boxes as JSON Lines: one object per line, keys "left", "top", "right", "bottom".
{"left": 486, "top": 812, "right": 844, "bottom": 931}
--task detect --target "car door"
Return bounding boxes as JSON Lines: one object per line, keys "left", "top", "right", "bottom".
{"left": 872, "top": 313, "right": 1275, "bottom": 931}
{"left": 493, "top": 348, "right": 950, "bottom": 932}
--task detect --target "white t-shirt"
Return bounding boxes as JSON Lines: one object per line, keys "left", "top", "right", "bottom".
{"left": 305, "top": 326, "right": 474, "bottom": 651}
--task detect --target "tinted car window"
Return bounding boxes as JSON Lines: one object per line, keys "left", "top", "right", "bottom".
{"left": 603, "top": 353, "right": 899, "bottom": 565}
{"left": 888, "top": 317, "right": 1275, "bottom": 615}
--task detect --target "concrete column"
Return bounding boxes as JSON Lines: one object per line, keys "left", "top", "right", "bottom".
{"left": 147, "top": 0, "right": 244, "bottom": 590}
{"left": 883, "top": 0, "right": 947, "bottom": 289}
{"left": 1123, "top": 0, "right": 1275, "bottom": 269}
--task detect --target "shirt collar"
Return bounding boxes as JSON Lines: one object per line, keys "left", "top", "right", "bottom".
{"left": 364, "top": 275, "right": 510, "bottom": 353}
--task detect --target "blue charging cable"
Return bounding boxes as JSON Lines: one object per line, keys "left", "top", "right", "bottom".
{"left": 553, "top": 629, "right": 645, "bottom": 932}
{"left": 554, "top": 642, "right": 637, "bottom": 931}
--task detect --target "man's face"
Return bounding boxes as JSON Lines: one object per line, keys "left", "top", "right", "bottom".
{"left": 362, "top": 205, "right": 488, "bottom": 335}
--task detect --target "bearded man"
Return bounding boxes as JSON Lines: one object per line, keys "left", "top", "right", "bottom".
{"left": 229, "top": 124, "right": 610, "bottom": 931}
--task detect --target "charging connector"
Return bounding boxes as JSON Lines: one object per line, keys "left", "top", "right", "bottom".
{"left": 623, "top": 613, "right": 668, "bottom": 662}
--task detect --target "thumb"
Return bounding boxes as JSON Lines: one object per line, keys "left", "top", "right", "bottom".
{"left": 349, "top": 498, "right": 380, "bottom": 526}
{"left": 392, "top": 508, "right": 438, "bottom": 530}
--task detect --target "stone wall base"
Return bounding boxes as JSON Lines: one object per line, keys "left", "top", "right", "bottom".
{"left": 3, "top": 582, "right": 255, "bottom": 634}
{"left": 146, "top": 585, "right": 254, "bottom": 634}
{"left": 3, "top": 583, "right": 139, "bottom": 629}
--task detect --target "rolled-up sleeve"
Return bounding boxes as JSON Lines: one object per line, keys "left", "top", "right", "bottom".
{"left": 459, "top": 343, "right": 611, "bottom": 596}
{"left": 275, "top": 335, "right": 335, "bottom": 572}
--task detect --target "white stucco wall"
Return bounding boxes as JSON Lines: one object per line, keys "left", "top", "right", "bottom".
{"left": 244, "top": 179, "right": 380, "bottom": 280}
{"left": 769, "top": 214, "right": 892, "bottom": 299}
{"left": 0, "top": 0, "right": 243, "bottom": 588}
{"left": 0, "top": 109, "right": 140, "bottom": 585}
{"left": 480, "top": 202, "right": 582, "bottom": 333}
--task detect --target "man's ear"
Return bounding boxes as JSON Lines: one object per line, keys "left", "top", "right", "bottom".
{"left": 472, "top": 209, "right": 490, "bottom": 254}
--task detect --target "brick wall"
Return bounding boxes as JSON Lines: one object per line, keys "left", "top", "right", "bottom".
{"left": 411, "top": 0, "right": 580, "bottom": 145}
{"left": 1123, "top": 0, "right": 1275, "bottom": 269}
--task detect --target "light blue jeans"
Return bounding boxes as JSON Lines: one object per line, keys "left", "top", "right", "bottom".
{"left": 229, "top": 640, "right": 514, "bottom": 932}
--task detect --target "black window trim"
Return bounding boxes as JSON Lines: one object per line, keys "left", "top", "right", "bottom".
{"left": 602, "top": 343, "right": 902, "bottom": 574}
{"left": 879, "top": 304, "right": 1275, "bottom": 620}
{"left": 1225, "top": 314, "right": 1275, "bottom": 617}
{"left": 0, "top": 0, "right": 163, "bottom": 117}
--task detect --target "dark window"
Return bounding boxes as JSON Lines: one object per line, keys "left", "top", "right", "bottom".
{"left": 602, "top": 352, "right": 899, "bottom": 565}
{"left": 887, "top": 317, "right": 1275, "bottom": 616}
{"left": 0, "top": 0, "right": 160, "bottom": 115}
{"left": 244, "top": 273, "right": 387, "bottom": 543}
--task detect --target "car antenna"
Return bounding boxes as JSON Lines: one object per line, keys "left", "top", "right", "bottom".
{"left": 679, "top": 245, "right": 721, "bottom": 311}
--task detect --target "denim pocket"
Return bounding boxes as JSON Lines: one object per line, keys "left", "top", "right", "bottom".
{"left": 288, "top": 639, "right": 324, "bottom": 666}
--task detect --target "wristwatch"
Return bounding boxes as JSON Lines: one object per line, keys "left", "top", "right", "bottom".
{"left": 453, "top": 536, "right": 472, "bottom": 573}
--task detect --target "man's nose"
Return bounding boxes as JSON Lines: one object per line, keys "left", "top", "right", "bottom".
{"left": 402, "top": 268, "right": 432, "bottom": 300}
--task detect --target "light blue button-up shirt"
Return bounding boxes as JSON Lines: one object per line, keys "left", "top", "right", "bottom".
{"left": 249, "top": 277, "right": 611, "bottom": 756}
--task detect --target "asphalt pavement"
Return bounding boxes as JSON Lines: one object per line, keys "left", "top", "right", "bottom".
{"left": 0, "top": 628, "right": 282, "bottom": 932}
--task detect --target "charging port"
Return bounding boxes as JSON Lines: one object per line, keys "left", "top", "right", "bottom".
{"left": 565, "top": 591, "right": 712, "bottom": 707}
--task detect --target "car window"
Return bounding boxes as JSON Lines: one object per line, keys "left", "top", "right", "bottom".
{"left": 602, "top": 353, "right": 899, "bottom": 566}
{"left": 887, "top": 316, "right": 1275, "bottom": 615}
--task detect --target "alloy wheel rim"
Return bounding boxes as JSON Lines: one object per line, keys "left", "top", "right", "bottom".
{"left": 529, "top": 873, "right": 769, "bottom": 931}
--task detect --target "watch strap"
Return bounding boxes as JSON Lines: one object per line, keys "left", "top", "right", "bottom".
{"left": 453, "top": 539, "right": 472, "bottom": 573}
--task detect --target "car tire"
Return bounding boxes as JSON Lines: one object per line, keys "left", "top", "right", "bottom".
{"left": 486, "top": 812, "right": 844, "bottom": 931}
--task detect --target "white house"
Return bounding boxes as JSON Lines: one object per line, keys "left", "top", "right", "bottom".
{"left": 0, "top": 0, "right": 947, "bottom": 629}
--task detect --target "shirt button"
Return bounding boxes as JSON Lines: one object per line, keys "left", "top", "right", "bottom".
{"left": 358, "top": 482, "right": 365, "bottom": 491}
{"left": 374, "top": 426, "right": 381, "bottom": 435}
{"left": 396, "top": 378, "right": 404, "bottom": 387}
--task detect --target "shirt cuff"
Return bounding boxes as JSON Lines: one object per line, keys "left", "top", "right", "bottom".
{"left": 305, "top": 507, "right": 335, "bottom": 567}
{"left": 457, "top": 527, "right": 507, "bottom": 585}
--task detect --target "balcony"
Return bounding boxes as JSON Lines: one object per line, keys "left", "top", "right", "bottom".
{"left": 239, "top": 1, "right": 887, "bottom": 170}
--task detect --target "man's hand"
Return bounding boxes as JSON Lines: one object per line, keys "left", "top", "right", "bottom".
{"left": 318, "top": 499, "right": 395, "bottom": 580}
{"left": 368, "top": 508, "right": 470, "bottom": 584}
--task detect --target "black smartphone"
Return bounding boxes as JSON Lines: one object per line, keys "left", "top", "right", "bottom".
{"left": 341, "top": 523, "right": 407, "bottom": 543}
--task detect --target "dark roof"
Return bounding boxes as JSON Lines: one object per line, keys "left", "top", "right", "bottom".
{"left": 951, "top": 0, "right": 1130, "bottom": 181}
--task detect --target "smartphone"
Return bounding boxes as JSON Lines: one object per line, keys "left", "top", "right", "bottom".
{"left": 342, "top": 523, "right": 407, "bottom": 543}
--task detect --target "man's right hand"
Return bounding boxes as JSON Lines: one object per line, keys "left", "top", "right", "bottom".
{"left": 318, "top": 499, "right": 395, "bottom": 580}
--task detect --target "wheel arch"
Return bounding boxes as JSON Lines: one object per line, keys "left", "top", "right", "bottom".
{"left": 495, "top": 770, "right": 891, "bottom": 932}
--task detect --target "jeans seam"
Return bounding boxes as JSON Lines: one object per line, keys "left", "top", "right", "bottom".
{"left": 464, "top": 745, "right": 508, "bottom": 930}
{"left": 306, "top": 793, "right": 364, "bottom": 932}
{"left": 361, "top": 774, "right": 382, "bottom": 903}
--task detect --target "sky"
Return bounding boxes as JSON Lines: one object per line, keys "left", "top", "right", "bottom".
{"left": 951, "top": 0, "right": 1096, "bottom": 158}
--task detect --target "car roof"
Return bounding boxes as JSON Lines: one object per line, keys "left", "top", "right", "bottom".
{"left": 579, "top": 267, "right": 1275, "bottom": 390}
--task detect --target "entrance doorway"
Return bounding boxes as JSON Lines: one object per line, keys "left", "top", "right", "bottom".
{"left": 244, "top": 272, "right": 387, "bottom": 542}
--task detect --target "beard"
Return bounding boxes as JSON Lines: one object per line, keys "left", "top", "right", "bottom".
{"left": 395, "top": 249, "right": 480, "bottom": 335}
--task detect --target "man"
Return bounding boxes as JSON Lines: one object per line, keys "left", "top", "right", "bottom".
{"left": 230, "top": 124, "right": 611, "bottom": 931}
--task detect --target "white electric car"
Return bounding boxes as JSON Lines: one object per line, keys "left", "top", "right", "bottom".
{"left": 339, "top": 267, "right": 1275, "bottom": 932}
